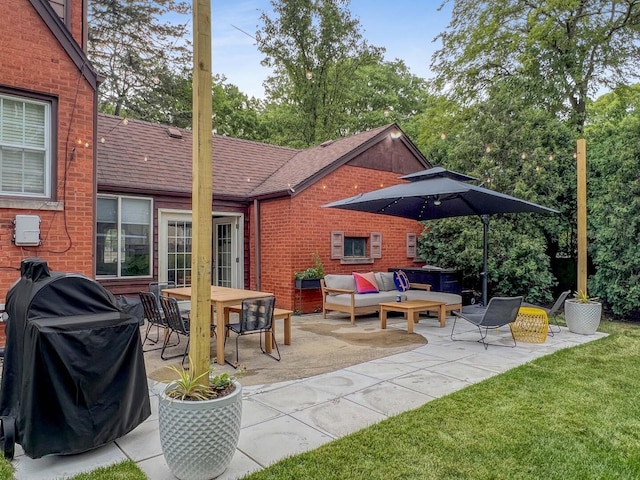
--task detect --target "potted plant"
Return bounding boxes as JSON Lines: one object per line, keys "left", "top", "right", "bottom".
{"left": 564, "top": 289, "right": 602, "bottom": 335}
{"left": 294, "top": 252, "right": 325, "bottom": 289}
{"left": 158, "top": 359, "right": 242, "bottom": 480}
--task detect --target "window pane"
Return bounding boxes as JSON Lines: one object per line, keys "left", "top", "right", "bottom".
{"left": 1, "top": 148, "right": 23, "bottom": 192}
{"left": 24, "top": 102, "right": 45, "bottom": 148}
{"left": 1, "top": 99, "right": 24, "bottom": 145}
{"left": 97, "top": 197, "right": 117, "bottom": 222}
{"left": 23, "top": 150, "right": 45, "bottom": 194}
{"left": 121, "top": 223, "right": 150, "bottom": 276}
{"left": 122, "top": 198, "right": 151, "bottom": 224}
{"left": 121, "top": 198, "right": 151, "bottom": 276}
{"left": 167, "top": 220, "right": 192, "bottom": 287}
{"left": 345, "top": 238, "right": 366, "bottom": 257}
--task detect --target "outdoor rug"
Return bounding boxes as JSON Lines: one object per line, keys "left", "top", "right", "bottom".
{"left": 143, "top": 313, "right": 427, "bottom": 386}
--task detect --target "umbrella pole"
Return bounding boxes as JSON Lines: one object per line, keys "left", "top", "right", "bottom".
{"left": 481, "top": 215, "right": 489, "bottom": 306}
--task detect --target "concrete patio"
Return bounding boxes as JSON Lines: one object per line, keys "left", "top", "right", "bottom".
{"left": 10, "top": 312, "right": 606, "bottom": 480}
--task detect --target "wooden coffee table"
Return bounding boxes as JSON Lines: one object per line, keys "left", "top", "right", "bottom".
{"left": 379, "top": 300, "right": 447, "bottom": 333}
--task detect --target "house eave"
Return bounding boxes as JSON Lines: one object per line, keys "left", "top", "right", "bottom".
{"left": 29, "top": 0, "right": 99, "bottom": 90}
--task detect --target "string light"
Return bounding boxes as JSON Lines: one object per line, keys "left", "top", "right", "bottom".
{"left": 485, "top": 145, "right": 491, "bottom": 153}
{"left": 548, "top": 153, "right": 554, "bottom": 161}
{"left": 521, "top": 152, "right": 527, "bottom": 160}
{"left": 440, "top": 132, "right": 447, "bottom": 140}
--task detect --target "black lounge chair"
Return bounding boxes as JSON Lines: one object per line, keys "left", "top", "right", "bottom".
{"left": 451, "top": 296, "right": 523, "bottom": 349}
{"left": 522, "top": 290, "right": 571, "bottom": 335}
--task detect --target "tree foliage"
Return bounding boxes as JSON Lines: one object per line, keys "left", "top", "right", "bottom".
{"left": 418, "top": 217, "right": 555, "bottom": 304}
{"left": 88, "top": 0, "right": 191, "bottom": 116}
{"left": 587, "top": 85, "right": 640, "bottom": 316}
{"left": 256, "top": 0, "right": 384, "bottom": 145}
{"left": 433, "top": 0, "right": 640, "bottom": 132}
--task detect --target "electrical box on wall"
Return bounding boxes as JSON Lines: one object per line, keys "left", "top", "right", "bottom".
{"left": 14, "top": 215, "right": 41, "bottom": 246}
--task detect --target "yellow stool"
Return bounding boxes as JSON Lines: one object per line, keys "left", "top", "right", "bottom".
{"left": 510, "top": 307, "right": 549, "bottom": 343}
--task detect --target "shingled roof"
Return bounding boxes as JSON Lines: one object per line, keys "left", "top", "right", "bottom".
{"left": 96, "top": 114, "right": 405, "bottom": 200}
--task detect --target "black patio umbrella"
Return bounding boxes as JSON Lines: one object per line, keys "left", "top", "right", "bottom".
{"left": 323, "top": 167, "right": 558, "bottom": 305}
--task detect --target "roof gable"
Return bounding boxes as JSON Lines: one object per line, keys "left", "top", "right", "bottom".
{"left": 249, "top": 124, "right": 430, "bottom": 197}
{"left": 29, "top": 0, "right": 98, "bottom": 90}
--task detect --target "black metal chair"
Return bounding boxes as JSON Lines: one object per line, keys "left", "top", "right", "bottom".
{"left": 160, "top": 296, "right": 191, "bottom": 366}
{"left": 224, "top": 296, "right": 280, "bottom": 367}
{"left": 149, "top": 281, "right": 190, "bottom": 319}
{"left": 139, "top": 291, "right": 178, "bottom": 352}
{"left": 522, "top": 290, "right": 571, "bottom": 336}
{"left": 451, "top": 296, "right": 523, "bottom": 349}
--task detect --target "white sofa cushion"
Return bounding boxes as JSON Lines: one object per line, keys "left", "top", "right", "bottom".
{"left": 324, "top": 274, "right": 356, "bottom": 292}
{"left": 374, "top": 272, "right": 397, "bottom": 292}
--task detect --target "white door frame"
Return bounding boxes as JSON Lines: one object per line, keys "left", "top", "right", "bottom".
{"left": 157, "top": 209, "right": 244, "bottom": 288}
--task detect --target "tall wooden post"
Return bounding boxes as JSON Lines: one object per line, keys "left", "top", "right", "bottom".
{"left": 191, "top": 0, "right": 213, "bottom": 380}
{"left": 576, "top": 138, "right": 587, "bottom": 294}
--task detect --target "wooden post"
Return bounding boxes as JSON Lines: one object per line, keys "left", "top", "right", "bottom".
{"left": 191, "top": 0, "right": 213, "bottom": 381}
{"left": 576, "top": 138, "right": 587, "bottom": 294}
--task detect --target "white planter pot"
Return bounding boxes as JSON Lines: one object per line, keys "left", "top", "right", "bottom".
{"left": 564, "top": 300, "right": 602, "bottom": 335}
{"left": 159, "top": 381, "right": 242, "bottom": 480}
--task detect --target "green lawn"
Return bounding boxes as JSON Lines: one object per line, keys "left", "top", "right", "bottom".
{"left": 0, "top": 319, "right": 638, "bottom": 480}
{"left": 242, "top": 319, "right": 640, "bottom": 479}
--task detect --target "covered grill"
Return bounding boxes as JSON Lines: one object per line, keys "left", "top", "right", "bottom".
{"left": 0, "top": 258, "right": 150, "bottom": 459}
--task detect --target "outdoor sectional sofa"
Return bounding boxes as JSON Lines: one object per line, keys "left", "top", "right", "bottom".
{"left": 321, "top": 272, "right": 462, "bottom": 325}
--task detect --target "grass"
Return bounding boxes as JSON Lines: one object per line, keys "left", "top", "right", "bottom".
{"left": 67, "top": 460, "right": 146, "bottom": 479}
{"left": 0, "top": 318, "right": 638, "bottom": 480}
{"left": 241, "top": 318, "right": 640, "bottom": 479}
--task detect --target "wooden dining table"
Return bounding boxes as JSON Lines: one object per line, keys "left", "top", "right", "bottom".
{"left": 162, "top": 286, "right": 274, "bottom": 365}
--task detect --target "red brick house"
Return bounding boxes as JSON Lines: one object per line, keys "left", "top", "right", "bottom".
{"left": 96, "top": 114, "right": 431, "bottom": 312}
{"left": 0, "top": 0, "right": 98, "bottom": 300}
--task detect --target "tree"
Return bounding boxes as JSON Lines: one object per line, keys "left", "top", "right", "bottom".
{"left": 343, "top": 60, "right": 431, "bottom": 135}
{"left": 212, "top": 77, "right": 265, "bottom": 140}
{"left": 256, "top": 0, "right": 384, "bottom": 145}
{"left": 587, "top": 85, "right": 640, "bottom": 316}
{"left": 88, "top": 0, "right": 191, "bottom": 116}
{"left": 412, "top": 80, "right": 576, "bottom": 301}
{"left": 125, "top": 64, "right": 193, "bottom": 128}
{"left": 432, "top": 0, "right": 640, "bottom": 132}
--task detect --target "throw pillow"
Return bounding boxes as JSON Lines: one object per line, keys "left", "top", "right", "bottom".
{"left": 353, "top": 272, "right": 379, "bottom": 294}
{"left": 393, "top": 270, "right": 410, "bottom": 292}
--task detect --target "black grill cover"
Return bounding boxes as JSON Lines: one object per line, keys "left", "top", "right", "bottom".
{"left": 0, "top": 258, "right": 151, "bottom": 459}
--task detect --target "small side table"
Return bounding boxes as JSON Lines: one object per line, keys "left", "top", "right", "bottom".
{"left": 511, "top": 306, "right": 549, "bottom": 343}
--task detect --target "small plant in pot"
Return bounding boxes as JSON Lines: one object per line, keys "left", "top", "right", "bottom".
{"left": 564, "top": 289, "right": 602, "bottom": 335}
{"left": 294, "top": 252, "right": 325, "bottom": 289}
{"left": 158, "top": 359, "right": 243, "bottom": 480}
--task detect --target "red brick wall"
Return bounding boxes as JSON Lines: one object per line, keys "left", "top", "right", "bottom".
{"left": 0, "top": 0, "right": 96, "bottom": 300}
{"left": 256, "top": 165, "right": 423, "bottom": 312}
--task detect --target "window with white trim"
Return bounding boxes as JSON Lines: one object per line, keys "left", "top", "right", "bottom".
{"left": 0, "top": 93, "right": 51, "bottom": 198}
{"left": 96, "top": 195, "right": 152, "bottom": 277}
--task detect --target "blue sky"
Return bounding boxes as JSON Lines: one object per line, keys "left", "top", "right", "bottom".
{"left": 209, "top": 1, "right": 453, "bottom": 98}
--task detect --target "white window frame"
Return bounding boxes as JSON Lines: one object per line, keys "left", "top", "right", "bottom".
{"left": 0, "top": 92, "right": 52, "bottom": 198}
{"left": 96, "top": 194, "right": 153, "bottom": 279}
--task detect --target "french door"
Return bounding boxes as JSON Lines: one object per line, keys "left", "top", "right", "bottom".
{"left": 158, "top": 211, "right": 243, "bottom": 288}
